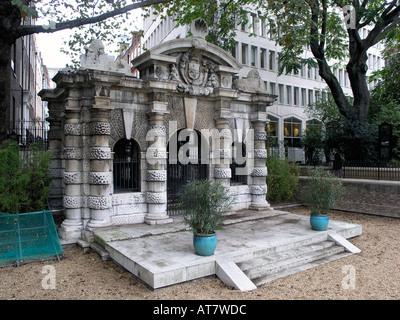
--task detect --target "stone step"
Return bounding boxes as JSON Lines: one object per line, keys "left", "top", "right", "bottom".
{"left": 237, "top": 240, "right": 346, "bottom": 286}
{"left": 244, "top": 232, "right": 330, "bottom": 261}
{"left": 238, "top": 240, "right": 336, "bottom": 273}
{"left": 253, "top": 251, "right": 352, "bottom": 287}
{"left": 89, "top": 242, "right": 110, "bottom": 261}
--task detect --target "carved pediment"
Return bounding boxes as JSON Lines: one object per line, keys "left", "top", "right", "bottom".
{"left": 131, "top": 19, "right": 240, "bottom": 96}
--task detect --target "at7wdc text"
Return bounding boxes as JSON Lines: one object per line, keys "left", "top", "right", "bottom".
{"left": 153, "top": 304, "right": 246, "bottom": 317}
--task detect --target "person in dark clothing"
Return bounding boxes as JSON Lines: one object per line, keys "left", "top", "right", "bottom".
{"left": 332, "top": 148, "right": 343, "bottom": 178}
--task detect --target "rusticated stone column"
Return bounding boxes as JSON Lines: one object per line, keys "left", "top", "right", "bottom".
{"left": 46, "top": 102, "right": 64, "bottom": 213}
{"left": 145, "top": 97, "right": 172, "bottom": 225}
{"left": 249, "top": 95, "right": 275, "bottom": 210}
{"left": 87, "top": 91, "right": 113, "bottom": 229}
{"left": 213, "top": 117, "right": 232, "bottom": 187}
{"left": 59, "top": 109, "right": 83, "bottom": 240}
{"left": 250, "top": 118, "right": 270, "bottom": 210}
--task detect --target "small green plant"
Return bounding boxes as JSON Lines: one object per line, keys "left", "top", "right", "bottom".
{"left": 179, "top": 179, "right": 232, "bottom": 235}
{"left": 0, "top": 140, "right": 53, "bottom": 213}
{"left": 266, "top": 154, "right": 299, "bottom": 203}
{"left": 304, "top": 167, "right": 345, "bottom": 216}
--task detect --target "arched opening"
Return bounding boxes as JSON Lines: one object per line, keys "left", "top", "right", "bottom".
{"left": 166, "top": 129, "right": 209, "bottom": 215}
{"left": 113, "top": 139, "right": 140, "bottom": 193}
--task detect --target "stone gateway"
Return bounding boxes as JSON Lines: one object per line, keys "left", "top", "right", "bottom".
{"left": 40, "top": 19, "right": 277, "bottom": 243}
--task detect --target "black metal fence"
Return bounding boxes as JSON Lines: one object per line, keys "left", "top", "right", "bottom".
{"left": 167, "top": 162, "right": 209, "bottom": 216}
{"left": 113, "top": 158, "right": 140, "bottom": 193}
{"left": 8, "top": 121, "right": 49, "bottom": 148}
{"left": 342, "top": 160, "right": 400, "bottom": 181}
{"left": 300, "top": 160, "right": 400, "bottom": 181}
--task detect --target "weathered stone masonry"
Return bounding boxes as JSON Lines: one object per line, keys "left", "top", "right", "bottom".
{"left": 40, "top": 20, "right": 277, "bottom": 242}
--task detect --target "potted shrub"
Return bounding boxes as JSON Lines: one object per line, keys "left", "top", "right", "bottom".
{"left": 179, "top": 179, "right": 232, "bottom": 256}
{"left": 304, "top": 167, "right": 345, "bottom": 231}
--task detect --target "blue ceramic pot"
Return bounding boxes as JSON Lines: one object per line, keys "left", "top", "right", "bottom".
{"left": 310, "top": 215, "right": 329, "bottom": 231}
{"left": 193, "top": 232, "right": 217, "bottom": 256}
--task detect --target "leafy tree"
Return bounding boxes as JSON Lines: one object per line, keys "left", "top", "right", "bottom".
{"left": 306, "top": 90, "right": 378, "bottom": 161}
{"left": 158, "top": 0, "right": 400, "bottom": 125}
{"left": 369, "top": 36, "right": 400, "bottom": 158}
{"left": 301, "top": 125, "right": 325, "bottom": 165}
{"left": 0, "top": 0, "right": 171, "bottom": 142}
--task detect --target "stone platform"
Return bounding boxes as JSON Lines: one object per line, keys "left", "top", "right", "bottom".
{"left": 89, "top": 209, "right": 362, "bottom": 291}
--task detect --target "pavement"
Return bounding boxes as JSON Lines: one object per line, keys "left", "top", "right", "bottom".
{"left": 90, "top": 208, "right": 362, "bottom": 290}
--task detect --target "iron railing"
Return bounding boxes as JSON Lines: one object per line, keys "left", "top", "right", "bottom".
{"left": 113, "top": 158, "right": 140, "bottom": 193}
{"left": 8, "top": 120, "right": 49, "bottom": 148}
{"left": 342, "top": 160, "right": 400, "bottom": 181}
{"left": 300, "top": 160, "right": 400, "bottom": 181}
{"left": 167, "top": 162, "right": 209, "bottom": 216}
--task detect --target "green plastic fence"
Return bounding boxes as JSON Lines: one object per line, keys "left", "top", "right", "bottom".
{"left": 0, "top": 210, "right": 63, "bottom": 266}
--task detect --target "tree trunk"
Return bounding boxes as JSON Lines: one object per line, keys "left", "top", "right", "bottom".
{"left": 347, "top": 61, "right": 370, "bottom": 124}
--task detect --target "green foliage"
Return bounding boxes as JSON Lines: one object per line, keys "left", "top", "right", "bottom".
{"left": 266, "top": 154, "right": 299, "bottom": 203}
{"left": 0, "top": 140, "right": 29, "bottom": 214}
{"left": 307, "top": 90, "right": 379, "bottom": 161}
{"left": 179, "top": 179, "right": 232, "bottom": 235}
{"left": 369, "top": 38, "right": 400, "bottom": 158}
{"left": 152, "top": 0, "right": 250, "bottom": 52}
{"left": 304, "top": 168, "right": 345, "bottom": 216}
{"left": 0, "top": 140, "right": 53, "bottom": 214}
{"left": 305, "top": 89, "right": 346, "bottom": 127}
{"left": 301, "top": 125, "right": 325, "bottom": 165}
{"left": 261, "top": 0, "right": 348, "bottom": 76}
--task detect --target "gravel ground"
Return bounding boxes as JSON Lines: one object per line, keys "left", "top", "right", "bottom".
{"left": 1, "top": 207, "right": 399, "bottom": 300}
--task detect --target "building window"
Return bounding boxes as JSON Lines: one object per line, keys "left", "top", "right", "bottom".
{"left": 251, "top": 46, "right": 257, "bottom": 67}
{"left": 231, "top": 42, "right": 237, "bottom": 59}
{"left": 301, "top": 88, "right": 307, "bottom": 107}
{"left": 269, "top": 82, "right": 276, "bottom": 95}
{"left": 308, "top": 89, "right": 314, "bottom": 105}
{"left": 260, "top": 48, "right": 266, "bottom": 69}
{"left": 260, "top": 18, "right": 266, "bottom": 37}
{"left": 286, "top": 86, "right": 292, "bottom": 105}
{"left": 278, "top": 84, "right": 284, "bottom": 104}
{"left": 250, "top": 14, "right": 256, "bottom": 35}
{"left": 113, "top": 139, "right": 140, "bottom": 193}
{"left": 307, "top": 65, "right": 312, "bottom": 79}
{"left": 269, "top": 50, "right": 275, "bottom": 71}
{"left": 284, "top": 117, "right": 302, "bottom": 148}
{"left": 266, "top": 115, "right": 279, "bottom": 150}
{"left": 306, "top": 119, "right": 322, "bottom": 132}
{"left": 294, "top": 87, "right": 299, "bottom": 106}
{"left": 300, "top": 64, "right": 305, "bottom": 77}
{"left": 241, "top": 43, "right": 248, "bottom": 65}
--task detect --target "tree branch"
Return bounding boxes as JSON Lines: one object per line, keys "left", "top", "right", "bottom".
{"left": 15, "top": 0, "right": 171, "bottom": 38}
{"left": 364, "top": 3, "right": 400, "bottom": 50}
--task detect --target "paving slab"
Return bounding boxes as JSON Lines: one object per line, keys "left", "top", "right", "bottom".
{"left": 92, "top": 210, "right": 362, "bottom": 289}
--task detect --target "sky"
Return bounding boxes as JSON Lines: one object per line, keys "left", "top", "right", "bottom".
{"left": 36, "top": 29, "right": 73, "bottom": 69}
{"left": 35, "top": 7, "right": 143, "bottom": 69}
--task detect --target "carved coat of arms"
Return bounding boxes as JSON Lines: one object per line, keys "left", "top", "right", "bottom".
{"left": 173, "top": 49, "right": 218, "bottom": 95}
